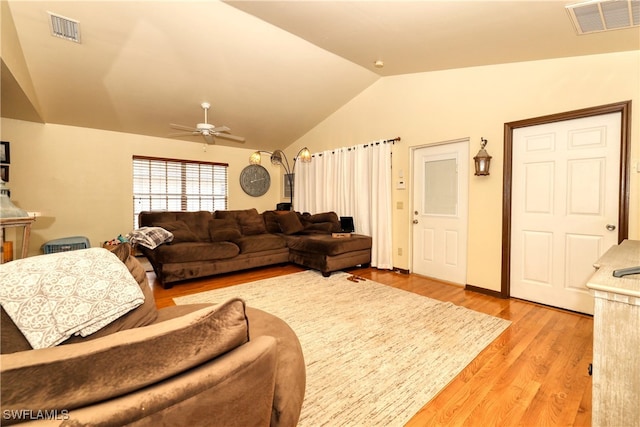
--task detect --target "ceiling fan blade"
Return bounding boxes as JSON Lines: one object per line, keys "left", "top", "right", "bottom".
{"left": 170, "top": 104, "right": 242, "bottom": 143}
{"left": 212, "top": 125, "right": 230, "bottom": 133}
{"left": 214, "top": 132, "right": 245, "bottom": 143}
{"left": 168, "top": 131, "right": 200, "bottom": 138}
{"left": 169, "top": 123, "right": 197, "bottom": 132}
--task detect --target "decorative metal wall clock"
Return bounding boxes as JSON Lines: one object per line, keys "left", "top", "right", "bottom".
{"left": 239, "top": 164, "right": 271, "bottom": 197}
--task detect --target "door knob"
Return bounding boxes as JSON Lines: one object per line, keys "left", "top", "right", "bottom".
{"left": 412, "top": 219, "right": 418, "bottom": 224}
{"left": 606, "top": 224, "right": 616, "bottom": 231}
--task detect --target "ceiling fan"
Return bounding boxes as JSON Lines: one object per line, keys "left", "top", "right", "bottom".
{"left": 169, "top": 102, "right": 245, "bottom": 144}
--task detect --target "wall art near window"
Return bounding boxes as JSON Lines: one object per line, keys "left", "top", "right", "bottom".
{"left": 0, "top": 141, "right": 9, "bottom": 164}
{"left": 0, "top": 165, "right": 9, "bottom": 182}
{"left": 283, "top": 173, "right": 294, "bottom": 199}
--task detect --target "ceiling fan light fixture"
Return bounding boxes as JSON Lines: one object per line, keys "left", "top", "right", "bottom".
{"left": 196, "top": 123, "right": 214, "bottom": 130}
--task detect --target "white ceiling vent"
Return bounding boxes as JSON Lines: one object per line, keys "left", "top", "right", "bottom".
{"left": 48, "top": 12, "right": 81, "bottom": 43}
{"left": 566, "top": 0, "right": 640, "bottom": 34}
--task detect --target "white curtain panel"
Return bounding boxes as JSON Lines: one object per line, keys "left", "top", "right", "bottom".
{"left": 295, "top": 142, "right": 393, "bottom": 269}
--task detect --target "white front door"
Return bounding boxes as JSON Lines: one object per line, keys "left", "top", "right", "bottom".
{"left": 411, "top": 140, "right": 469, "bottom": 285}
{"left": 510, "top": 112, "right": 621, "bottom": 314}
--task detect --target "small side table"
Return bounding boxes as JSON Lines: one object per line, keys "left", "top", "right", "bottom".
{"left": 0, "top": 216, "right": 36, "bottom": 263}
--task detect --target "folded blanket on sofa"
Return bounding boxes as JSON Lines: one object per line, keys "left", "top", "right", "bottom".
{"left": 0, "top": 248, "right": 144, "bottom": 349}
{"left": 127, "top": 226, "right": 174, "bottom": 249}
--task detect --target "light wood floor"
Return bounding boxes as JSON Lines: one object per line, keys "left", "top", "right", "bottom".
{"left": 149, "top": 264, "right": 593, "bottom": 426}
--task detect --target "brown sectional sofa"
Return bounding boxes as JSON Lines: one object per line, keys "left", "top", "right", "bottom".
{"left": 138, "top": 209, "right": 372, "bottom": 288}
{"left": 0, "top": 243, "right": 306, "bottom": 426}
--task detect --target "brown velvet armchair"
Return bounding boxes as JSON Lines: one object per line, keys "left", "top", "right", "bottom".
{"left": 0, "top": 244, "right": 306, "bottom": 426}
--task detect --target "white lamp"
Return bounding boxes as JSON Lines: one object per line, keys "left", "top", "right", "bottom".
{"left": 0, "top": 180, "right": 29, "bottom": 218}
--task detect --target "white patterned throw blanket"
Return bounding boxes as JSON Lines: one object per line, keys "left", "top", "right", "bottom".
{"left": 127, "top": 227, "right": 173, "bottom": 249}
{"left": 0, "top": 248, "right": 144, "bottom": 349}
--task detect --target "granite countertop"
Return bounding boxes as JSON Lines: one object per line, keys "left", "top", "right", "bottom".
{"left": 587, "top": 240, "right": 640, "bottom": 299}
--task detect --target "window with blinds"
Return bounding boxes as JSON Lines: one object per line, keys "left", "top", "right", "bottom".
{"left": 132, "top": 156, "right": 228, "bottom": 228}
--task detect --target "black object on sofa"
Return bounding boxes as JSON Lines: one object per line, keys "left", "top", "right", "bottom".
{"left": 138, "top": 209, "right": 372, "bottom": 288}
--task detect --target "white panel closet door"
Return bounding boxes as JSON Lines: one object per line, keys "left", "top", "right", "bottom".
{"left": 510, "top": 112, "right": 621, "bottom": 314}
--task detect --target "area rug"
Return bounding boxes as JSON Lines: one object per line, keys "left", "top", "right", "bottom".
{"left": 173, "top": 270, "right": 511, "bottom": 426}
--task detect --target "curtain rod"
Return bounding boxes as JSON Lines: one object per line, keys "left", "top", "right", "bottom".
{"left": 312, "top": 137, "right": 402, "bottom": 157}
{"left": 364, "top": 136, "right": 401, "bottom": 148}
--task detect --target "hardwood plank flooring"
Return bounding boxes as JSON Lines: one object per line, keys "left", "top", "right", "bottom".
{"left": 147, "top": 264, "right": 593, "bottom": 426}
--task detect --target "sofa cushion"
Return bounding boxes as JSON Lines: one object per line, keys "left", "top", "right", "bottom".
{"left": 216, "top": 209, "right": 266, "bottom": 236}
{"left": 152, "top": 241, "right": 240, "bottom": 263}
{"left": 286, "top": 234, "right": 372, "bottom": 256}
{"left": 0, "top": 299, "right": 249, "bottom": 418}
{"left": 0, "top": 308, "right": 30, "bottom": 354}
{"left": 234, "top": 234, "right": 287, "bottom": 254}
{"left": 175, "top": 211, "right": 215, "bottom": 242}
{"left": 308, "top": 211, "right": 340, "bottom": 224}
{"left": 138, "top": 211, "right": 179, "bottom": 227}
{"left": 140, "top": 211, "right": 213, "bottom": 242}
{"left": 276, "top": 211, "right": 305, "bottom": 235}
{"left": 300, "top": 211, "right": 342, "bottom": 233}
{"left": 301, "top": 222, "right": 335, "bottom": 233}
{"left": 209, "top": 219, "right": 242, "bottom": 242}
{"left": 263, "top": 210, "right": 288, "bottom": 233}
{"left": 0, "top": 244, "right": 158, "bottom": 354}
{"left": 156, "top": 221, "right": 199, "bottom": 243}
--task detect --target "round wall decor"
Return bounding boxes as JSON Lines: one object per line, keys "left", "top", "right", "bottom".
{"left": 239, "top": 164, "right": 271, "bottom": 197}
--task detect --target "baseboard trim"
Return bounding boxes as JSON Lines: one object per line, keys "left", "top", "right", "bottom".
{"left": 465, "top": 284, "right": 505, "bottom": 299}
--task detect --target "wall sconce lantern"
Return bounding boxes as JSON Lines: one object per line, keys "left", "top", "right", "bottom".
{"left": 473, "top": 137, "right": 492, "bottom": 176}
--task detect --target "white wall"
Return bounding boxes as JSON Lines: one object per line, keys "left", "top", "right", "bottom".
{"left": 293, "top": 51, "right": 640, "bottom": 292}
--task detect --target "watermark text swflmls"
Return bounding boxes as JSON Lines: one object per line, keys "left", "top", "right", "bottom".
{"left": 2, "top": 409, "right": 70, "bottom": 421}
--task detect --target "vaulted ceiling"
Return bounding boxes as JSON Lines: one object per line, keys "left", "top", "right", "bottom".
{"left": 2, "top": 1, "right": 638, "bottom": 151}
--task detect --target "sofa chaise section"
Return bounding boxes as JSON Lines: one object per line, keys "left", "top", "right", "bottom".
{"left": 286, "top": 233, "right": 373, "bottom": 277}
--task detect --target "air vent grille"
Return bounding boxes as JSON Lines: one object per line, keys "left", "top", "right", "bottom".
{"left": 566, "top": 0, "right": 639, "bottom": 34}
{"left": 48, "top": 12, "right": 80, "bottom": 43}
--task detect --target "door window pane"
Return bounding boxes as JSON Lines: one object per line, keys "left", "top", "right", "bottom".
{"left": 424, "top": 158, "right": 457, "bottom": 215}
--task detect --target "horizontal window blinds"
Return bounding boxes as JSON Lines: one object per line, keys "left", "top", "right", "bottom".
{"left": 132, "top": 156, "right": 228, "bottom": 228}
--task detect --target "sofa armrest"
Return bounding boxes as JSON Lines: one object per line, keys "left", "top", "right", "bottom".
{"left": 0, "top": 300, "right": 249, "bottom": 423}
{"left": 13, "top": 336, "right": 279, "bottom": 427}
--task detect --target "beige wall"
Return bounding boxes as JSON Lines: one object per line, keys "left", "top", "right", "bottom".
{"left": 2, "top": 51, "right": 638, "bottom": 293}
{"left": 1, "top": 119, "right": 285, "bottom": 255}
{"left": 292, "top": 51, "right": 640, "bottom": 292}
